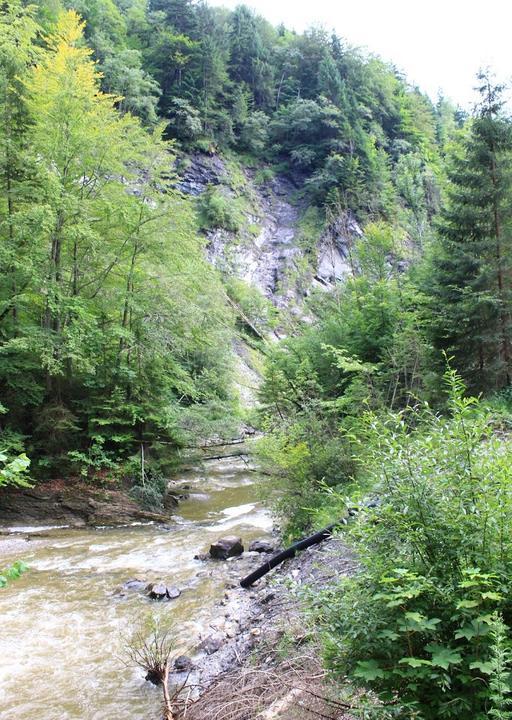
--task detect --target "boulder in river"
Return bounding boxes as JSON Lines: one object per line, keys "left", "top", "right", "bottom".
{"left": 249, "top": 539, "right": 275, "bottom": 554}
{"left": 209, "top": 536, "right": 244, "bottom": 560}
{"left": 166, "top": 585, "right": 181, "bottom": 599}
{"left": 146, "top": 582, "right": 181, "bottom": 600}
{"left": 163, "top": 491, "right": 179, "bottom": 511}
{"left": 123, "top": 578, "right": 147, "bottom": 591}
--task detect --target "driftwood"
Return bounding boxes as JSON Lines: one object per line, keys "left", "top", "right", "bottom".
{"left": 201, "top": 452, "right": 248, "bottom": 462}
{"left": 240, "top": 521, "right": 340, "bottom": 588}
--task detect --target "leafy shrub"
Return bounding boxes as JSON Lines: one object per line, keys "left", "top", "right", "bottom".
{"left": 226, "top": 277, "right": 278, "bottom": 334}
{"left": 198, "top": 185, "right": 242, "bottom": 232}
{"left": 238, "top": 111, "right": 269, "bottom": 156}
{"left": 253, "top": 167, "right": 275, "bottom": 185}
{"left": 67, "top": 435, "right": 119, "bottom": 479}
{"left": 166, "top": 97, "right": 202, "bottom": 141}
{"left": 256, "top": 414, "right": 356, "bottom": 539}
{"left": 0, "top": 451, "right": 31, "bottom": 488}
{"left": 0, "top": 560, "right": 28, "bottom": 588}
{"left": 129, "top": 466, "right": 167, "bottom": 511}
{"left": 314, "top": 368, "right": 512, "bottom": 718}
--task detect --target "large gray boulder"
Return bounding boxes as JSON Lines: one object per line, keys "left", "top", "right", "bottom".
{"left": 209, "top": 536, "right": 244, "bottom": 560}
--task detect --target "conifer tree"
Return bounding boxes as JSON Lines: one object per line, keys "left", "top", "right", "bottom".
{"left": 428, "top": 72, "right": 512, "bottom": 390}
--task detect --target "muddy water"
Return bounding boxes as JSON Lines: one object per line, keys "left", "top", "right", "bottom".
{"left": 0, "top": 455, "right": 272, "bottom": 720}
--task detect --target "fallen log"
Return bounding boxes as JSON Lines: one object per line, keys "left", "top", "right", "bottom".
{"left": 240, "top": 499, "right": 380, "bottom": 588}
{"left": 240, "top": 521, "right": 340, "bottom": 588}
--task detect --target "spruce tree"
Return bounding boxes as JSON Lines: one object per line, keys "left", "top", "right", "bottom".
{"left": 428, "top": 72, "right": 512, "bottom": 391}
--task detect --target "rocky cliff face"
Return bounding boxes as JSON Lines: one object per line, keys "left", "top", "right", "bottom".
{"left": 178, "top": 152, "right": 361, "bottom": 311}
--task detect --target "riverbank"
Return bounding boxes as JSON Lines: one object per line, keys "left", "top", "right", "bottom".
{"left": 172, "top": 535, "right": 358, "bottom": 720}
{"left": 0, "top": 479, "right": 174, "bottom": 527}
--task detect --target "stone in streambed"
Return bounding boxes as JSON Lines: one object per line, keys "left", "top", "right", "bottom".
{"left": 249, "top": 539, "right": 275, "bottom": 554}
{"left": 194, "top": 552, "right": 210, "bottom": 561}
{"left": 200, "top": 633, "right": 224, "bottom": 655}
{"left": 174, "top": 655, "right": 194, "bottom": 672}
{"left": 146, "top": 582, "right": 168, "bottom": 599}
{"left": 123, "top": 578, "right": 146, "bottom": 591}
{"left": 145, "top": 582, "right": 181, "bottom": 600}
{"left": 209, "top": 536, "right": 244, "bottom": 560}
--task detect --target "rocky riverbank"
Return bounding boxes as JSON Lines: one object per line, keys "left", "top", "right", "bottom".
{"left": 169, "top": 535, "right": 358, "bottom": 720}
{"left": 0, "top": 479, "right": 176, "bottom": 528}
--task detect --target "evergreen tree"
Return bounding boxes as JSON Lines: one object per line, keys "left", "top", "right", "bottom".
{"left": 427, "top": 73, "right": 512, "bottom": 390}
{"left": 317, "top": 50, "right": 342, "bottom": 105}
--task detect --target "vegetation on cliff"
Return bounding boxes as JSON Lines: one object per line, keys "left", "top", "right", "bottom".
{"left": 3, "top": 0, "right": 512, "bottom": 715}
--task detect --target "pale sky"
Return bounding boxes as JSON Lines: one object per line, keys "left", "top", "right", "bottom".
{"left": 212, "top": 0, "right": 512, "bottom": 109}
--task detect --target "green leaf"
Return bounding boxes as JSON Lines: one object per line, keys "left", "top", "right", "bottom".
{"left": 480, "top": 591, "right": 503, "bottom": 601}
{"left": 353, "top": 660, "right": 386, "bottom": 681}
{"left": 425, "top": 644, "right": 463, "bottom": 670}
{"left": 469, "top": 660, "right": 494, "bottom": 674}
{"left": 399, "top": 657, "right": 432, "bottom": 668}
{"left": 456, "top": 599, "right": 480, "bottom": 609}
{"left": 376, "top": 629, "right": 400, "bottom": 641}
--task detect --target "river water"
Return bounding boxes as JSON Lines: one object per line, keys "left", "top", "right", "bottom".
{"left": 0, "top": 454, "right": 272, "bottom": 720}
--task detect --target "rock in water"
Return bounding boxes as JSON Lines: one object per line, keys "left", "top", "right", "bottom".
{"left": 123, "top": 578, "right": 146, "bottom": 591}
{"left": 145, "top": 669, "right": 162, "bottom": 685}
{"left": 146, "top": 582, "right": 168, "bottom": 600}
{"left": 249, "top": 539, "right": 275, "bottom": 554}
{"left": 166, "top": 586, "right": 181, "bottom": 599}
{"left": 209, "top": 536, "right": 244, "bottom": 560}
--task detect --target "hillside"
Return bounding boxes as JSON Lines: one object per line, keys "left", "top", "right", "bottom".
{"left": 3, "top": 1, "right": 512, "bottom": 719}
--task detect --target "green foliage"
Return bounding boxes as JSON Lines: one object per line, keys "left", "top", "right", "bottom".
{"left": 0, "top": 560, "right": 28, "bottom": 588}
{"left": 129, "top": 465, "right": 167, "bottom": 511}
{"left": 488, "top": 615, "right": 512, "bottom": 719}
{"left": 313, "top": 369, "right": 512, "bottom": 718}
{"left": 0, "top": 451, "right": 31, "bottom": 487}
{"left": 425, "top": 73, "right": 512, "bottom": 393}
{"left": 256, "top": 421, "right": 356, "bottom": 539}
{"left": 226, "top": 278, "right": 278, "bottom": 335}
{"left": 198, "top": 184, "right": 243, "bottom": 232}
{"left": 0, "top": 6, "right": 235, "bottom": 481}
{"left": 257, "top": 218, "right": 429, "bottom": 532}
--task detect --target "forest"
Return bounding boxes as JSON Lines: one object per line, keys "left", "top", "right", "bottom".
{"left": 2, "top": 0, "right": 512, "bottom": 718}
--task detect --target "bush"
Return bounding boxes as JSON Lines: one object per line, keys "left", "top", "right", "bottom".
{"left": 256, "top": 414, "right": 356, "bottom": 539}
{"left": 198, "top": 185, "right": 242, "bottom": 232}
{"left": 225, "top": 277, "right": 278, "bottom": 334}
{"left": 314, "top": 368, "right": 512, "bottom": 718}
{"left": 129, "top": 466, "right": 167, "bottom": 511}
{"left": 238, "top": 111, "right": 269, "bottom": 156}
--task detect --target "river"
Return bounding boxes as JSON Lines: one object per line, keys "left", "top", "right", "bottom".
{"left": 0, "top": 453, "right": 272, "bottom": 720}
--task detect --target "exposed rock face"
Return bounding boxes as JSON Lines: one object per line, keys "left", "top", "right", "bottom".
{"left": 249, "top": 539, "right": 275, "bottom": 554}
{"left": 0, "top": 482, "right": 169, "bottom": 527}
{"left": 315, "top": 213, "right": 362, "bottom": 287}
{"left": 206, "top": 174, "right": 304, "bottom": 310}
{"left": 209, "top": 536, "right": 244, "bottom": 560}
{"left": 177, "top": 153, "right": 362, "bottom": 315}
{"left": 176, "top": 152, "right": 226, "bottom": 196}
